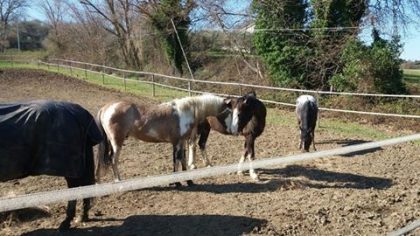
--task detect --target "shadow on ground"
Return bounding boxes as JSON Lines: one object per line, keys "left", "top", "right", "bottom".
{"left": 0, "top": 207, "right": 51, "bottom": 224}
{"left": 148, "top": 164, "right": 392, "bottom": 194}
{"left": 261, "top": 165, "right": 392, "bottom": 189}
{"left": 22, "top": 214, "right": 266, "bottom": 236}
{"left": 317, "top": 138, "right": 383, "bottom": 157}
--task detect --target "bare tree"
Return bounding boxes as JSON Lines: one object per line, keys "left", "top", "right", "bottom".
{"left": 193, "top": 0, "right": 265, "bottom": 80}
{"left": 40, "top": 0, "right": 67, "bottom": 52}
{"left": 80, "top": 0, "right": 142, "bottom": 69}
{"left": 0, "top": 0, "right": 26, "bottom": 52}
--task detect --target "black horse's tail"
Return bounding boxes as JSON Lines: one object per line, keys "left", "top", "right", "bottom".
{"left": 95, "top": 110, "right": 112, "bottom": 181}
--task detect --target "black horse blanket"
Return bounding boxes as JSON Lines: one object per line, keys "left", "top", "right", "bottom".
{"left": 0, "top": 100, "right": 103, "bottom": 181}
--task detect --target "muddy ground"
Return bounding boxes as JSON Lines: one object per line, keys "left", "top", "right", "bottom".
{"left": 0, "top": 69, "right": 419, "bottom": 236}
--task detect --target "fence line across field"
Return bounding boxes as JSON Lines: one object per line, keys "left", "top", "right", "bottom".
{"left": 50, "top": 58, "right": 420, "bottom": 99}
{"left": 42, "top": 59, "right": 420, "bottom": 119}
{"left": 1, "top": 58, "right": 420, "bottom": 118}
{"left": 0, "top": 133, "right": 419, "bottom": 214}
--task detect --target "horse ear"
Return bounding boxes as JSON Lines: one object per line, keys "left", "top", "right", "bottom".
{"left": 224, "top": 98, "right": 232, "bottom": 107}
{"left": 247, "top": 91, "right": 257, "bottom": 97}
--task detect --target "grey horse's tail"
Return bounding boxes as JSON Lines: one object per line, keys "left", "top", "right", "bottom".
{"left": 95, "top": 109, "right": 112, "bottom": 180}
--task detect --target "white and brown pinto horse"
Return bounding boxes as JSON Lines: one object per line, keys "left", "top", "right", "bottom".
{"left": 96, "top": 94, "right": 231, "bottom": 186}
{"left": 295, "top": 95, "right": 318, "bottom": 152}
{"left": 188, "top": 92, "right": 266, "bottom": 181}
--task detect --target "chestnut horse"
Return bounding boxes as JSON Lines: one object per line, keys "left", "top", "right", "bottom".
{"left": 295, "top": 95, "right": 318, "bottom": 152}
{"left": 188, "top": 92, "right": 266, "bottom": 180}
{"left": 95, "top": 94, "right": 231, "bottom": 186}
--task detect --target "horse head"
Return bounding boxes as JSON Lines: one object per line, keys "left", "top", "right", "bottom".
{"left": 231, "top": 91, "right": 261, "bottom": 135}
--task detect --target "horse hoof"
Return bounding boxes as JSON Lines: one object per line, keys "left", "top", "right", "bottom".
{"left": 189, "top": 164, "right": 196, "bottom": 170}
{"left": 187, "top": 180, "right": 194, "bottom": 186}
{"left": 170, "top": 182, "right": 182, "bottom": 188}
{"left": 251, "top": 175, "right": 260, "bottom": 182}
{"left": 58, "top": 221, "right": 71, "bottom": 231}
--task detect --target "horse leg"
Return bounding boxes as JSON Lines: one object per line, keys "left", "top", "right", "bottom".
{"left": 181, "top": 143, "right": 194, "bottom": 186}
{"left": 59, "top": 199, "right": 76, "bottom": 231}
{"left": 81, "top": 146, "right": 95, "bottom": 222}
{"left": 59, "top": 178, "right": 79, "bottom": 231}
{"left": 237, "top": 138, "right": 248, "bottom": 176}
{"left": 172, "top": 142, "right": 183, "bottom": 187}
{"left": 110, "top": 147, "right": 122, "bottom": 182}
{"left": 198, "top": 122, "right": 212, "bottom": 167}
{"left": 312, "top": 130, "right": 317, "bottom": 151}
{"left": 187, "top": 132, "right": 197, "bottom": 170}
{"left": 246, "top": 136, "right": 259, "bottom": 181}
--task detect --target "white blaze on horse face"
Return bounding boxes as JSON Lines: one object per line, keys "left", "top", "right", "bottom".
{"left": 224, "top": 112, "right": 233, "bottom": 133}
{"left": 231, "top": 107, "right": 239, "bottom": 135}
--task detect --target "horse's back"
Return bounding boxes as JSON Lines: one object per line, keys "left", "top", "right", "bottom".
{"left": 0, "top": 100, "right": 102, "bottom": 181}
{"left": 295, "top": 95, "right": 318, "bottom": 129}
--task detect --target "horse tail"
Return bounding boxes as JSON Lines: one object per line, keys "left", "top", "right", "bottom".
{"left": 95, "top": 109, "right": 112, "bottom": 180}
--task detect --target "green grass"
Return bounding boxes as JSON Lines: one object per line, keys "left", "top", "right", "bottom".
{"left": 1, "top": 60, "right": 414, "bottom": 142}
{"left": 403, "top": 69, "right": 420, "bottom": 84}
{"left": 0, "top": 49, "right": 48, "bottom": 60}
{"left": 266, "top": 108, "right": 394, "bottom": 140}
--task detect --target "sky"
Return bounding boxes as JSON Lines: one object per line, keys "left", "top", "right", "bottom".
{"left": 25, "top": 2, "right": 420, "bottom": 61}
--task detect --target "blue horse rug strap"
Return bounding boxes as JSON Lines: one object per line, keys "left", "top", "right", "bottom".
{"left": 0, "top": 100, "right": 103, "bottom": 181}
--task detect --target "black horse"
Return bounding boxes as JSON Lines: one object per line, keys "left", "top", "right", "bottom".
{"left": 295, "top": 95, "right": 318, "bottom": 152}
{"left": 0, "top": 100, "right": 103, "bottom": 230}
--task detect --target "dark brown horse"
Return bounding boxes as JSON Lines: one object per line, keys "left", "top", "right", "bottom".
{"left": 95, "top": 94, "right": 232, "bottom": 186}
{"left": 0, "top": 100, "right": 102, "bottom": 230}
{"left": 295, "top": 95, "right": 318, "bottom": 152}
{"left": 188, "top": 92, "right": 266, "bottom": 180}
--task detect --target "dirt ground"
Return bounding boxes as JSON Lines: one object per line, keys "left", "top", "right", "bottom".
{"left": 0, "top": 69, "right": 419, "bottom": 236}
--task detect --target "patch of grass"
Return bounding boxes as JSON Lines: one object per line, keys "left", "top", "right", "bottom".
{"left": 267, "top": 108, "right": 393, "bottom": 140}
{"left": 0, "top": 50, "right": 48, "bottom": 60}
{"left": 403, "top": 69, "right": 420, "bottom": 84}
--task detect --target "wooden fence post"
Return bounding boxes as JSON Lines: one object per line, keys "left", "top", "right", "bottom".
{"left": 123, "top": 72, "right": 127, "bottom": 91}
{"left": 188, "top": 80, "right": 192, "bottom": 96}
{"left": 84, "top": 64, "right": 87, "bottom": 80}
{"left": 102, "top": 64, "right": 105, "bottom": 85}
{"left": 152, "top": 74, "right": 155, "bottom": 97}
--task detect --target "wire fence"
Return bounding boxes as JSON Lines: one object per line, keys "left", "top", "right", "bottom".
{"left": 0, "top": 57, "right": 419, "bottom": 119}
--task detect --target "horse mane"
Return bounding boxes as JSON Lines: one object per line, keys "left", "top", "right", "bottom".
{"left": 171, "top": 94, "right": 225, "bottom": 121}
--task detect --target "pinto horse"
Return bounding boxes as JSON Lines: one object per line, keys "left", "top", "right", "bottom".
{"left": 0, "top": 100, "right": 103, "bottom": 230}
{"left": 295, "top": 95, "right": 318, "bottom": 152}
{"left": 95, "top": 94, "right": 232, "bottom": 186}
{"left": 188, "top": 92, "right": 266, "bottom": 180}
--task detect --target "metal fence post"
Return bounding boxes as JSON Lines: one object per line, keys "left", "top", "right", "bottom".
{"left": 57, "top": 60, "right": 60, "bottom": 72}
{"left": 152, "top": 74, "right": 155, "bottom": 97}
{"left": 239, "top": 84, "right": 242, "bottom": 96}
{"left": 69, "top": 61, "right": 73, "bottom": 76}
